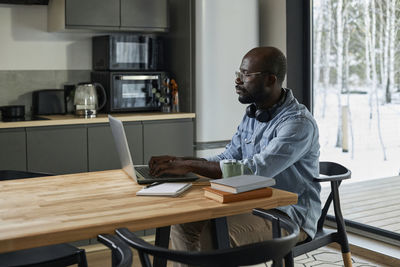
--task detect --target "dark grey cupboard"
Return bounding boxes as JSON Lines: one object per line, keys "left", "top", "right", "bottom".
{"left": 0, "top": 118, "right": 193, "bottom": 175}
{"left": 26, "top": 125, "right": 88, "bottom": 174}
{"left": 143, "top": 119, "right": 194, "bottom": 163}
{"left": 88, "top": 122, "right": 143, "bottom": 171}
{"left": 48, "top": 0, "right": 169, "bottom": 32}
{"left": 120, "top": 0, "right": 168, "bottom": 30}
{"left": 65, "top": 0, "right": 120, "bottom": 28}
{"left": 0, "top": 128, "right": 26, "bottom": 171}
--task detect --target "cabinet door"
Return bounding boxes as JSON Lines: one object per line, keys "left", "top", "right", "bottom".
{"left": 66, "top": 0, "right": 120, "bottom": 27}
{"left": 88, "top": 122, "right": 143, "bottom": 171}
{"left": 121, "top": 0, "right": 168, "bottom": 30}
{"left": 0, "top": 128, "right": 26, "bottom": 171}
{"left": 143, "top": 119, "right": 193, "bottom": 164}
{"left": 27, "top": 125, "right": 87, "bottom": 175}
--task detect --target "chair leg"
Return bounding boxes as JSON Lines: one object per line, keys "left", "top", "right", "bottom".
{"left": 342, "top": 252, "right": 353, "bottom": 267}
{"left": 284, "top": 251, "right": 294, "bottom": 267}
{"left": 78, "top": 249, "right": 88, "bottom": 267}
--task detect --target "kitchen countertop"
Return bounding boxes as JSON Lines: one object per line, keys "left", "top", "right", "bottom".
{"left": 0, "top": 112, "right": 196, "bottom": 129}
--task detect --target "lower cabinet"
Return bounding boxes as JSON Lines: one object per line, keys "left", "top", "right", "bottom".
{"left": 143, "top": 119, "right": 194, "bottom": 164}
{"left": 1, "top": 118, "right": 194, "bottom": 174}
{"left": 88, "top": 122, "right": 143, "bottom": 171}
{"left": 0, "top": 128, "right": 26, "bottom": 171}
{"left": 26, "top": 125, "right": 88, "bottom": 174}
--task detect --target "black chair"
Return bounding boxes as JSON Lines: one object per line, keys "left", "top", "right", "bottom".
{"left": 254, "top": 161, "right": 352, "bottom": 267}
{"left": 98, "top": 234, "right": 133, "bottom": 267}
{"left": 115, "top": 212, "right": 300, "bottom": 267}
{"left": 0, "top": 170, "right": 88, "bottom": 267}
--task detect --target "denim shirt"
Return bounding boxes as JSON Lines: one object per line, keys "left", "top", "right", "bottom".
{"left": 207, "top": 89, "right": 321, "bottom": 238}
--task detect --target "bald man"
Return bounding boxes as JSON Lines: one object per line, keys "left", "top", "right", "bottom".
{"left": 149, "top": 47, "right": 321, "bottom": 263}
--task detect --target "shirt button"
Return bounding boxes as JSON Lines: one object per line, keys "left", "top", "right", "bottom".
{"left": 245, "top": 138, "right": 247, "bottom": 142}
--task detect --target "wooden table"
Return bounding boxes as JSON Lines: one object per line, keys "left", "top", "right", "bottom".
{"left": 0, "top": 169, "right": 297, "bottom": 254}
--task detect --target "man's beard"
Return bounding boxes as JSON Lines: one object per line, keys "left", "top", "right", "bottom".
{"left": 238, "top": 93, "right": 255, "bottom": 104}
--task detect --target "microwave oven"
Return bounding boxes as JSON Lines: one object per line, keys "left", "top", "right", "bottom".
{"left": 91, "top": 71, "right": 165, "bottom": 112}
{"left": 92, "top": 34, "right": 164, "bottom": 71}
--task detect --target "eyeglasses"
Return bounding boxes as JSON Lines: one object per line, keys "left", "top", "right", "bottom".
{"left": 235, "top": 71, "right": 270, "bottom": 82}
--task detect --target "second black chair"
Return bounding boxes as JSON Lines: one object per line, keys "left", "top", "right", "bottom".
{"left": 115, "top": 212, "right": 300, "bottom": 267}
{"left": 98, "top": 234, "right": 133, "bottom": 267}
{"left": 254, "top": 161, "right": 352, "bottom": 267}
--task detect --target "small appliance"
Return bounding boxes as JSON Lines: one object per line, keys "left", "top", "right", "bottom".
{"left": 91, "top": 71, "right": 165, "bottom": 112}
{"left": 0, "top": 105, "right": 25, "bottom": 122}
{"left": 92, "top": 34, "right": 164, "bottom": 71}
{"left": 32, "top": 89, "right": 66, "bottom": 116}
{"left": 73, "top": 83, "right": 107, "bottom": 118}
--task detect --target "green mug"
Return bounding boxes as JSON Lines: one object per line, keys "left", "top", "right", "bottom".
{"left": 221, "top": 159, "right": 252, "bottom": 178}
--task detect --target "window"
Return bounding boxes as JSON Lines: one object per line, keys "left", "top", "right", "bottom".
{"left": 312, "top": 0, "right": 400, "bottom": 242}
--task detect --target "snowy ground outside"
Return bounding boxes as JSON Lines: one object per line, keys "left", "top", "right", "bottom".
{"left": 315, "top": 87, "right": 400, "bottom": 185}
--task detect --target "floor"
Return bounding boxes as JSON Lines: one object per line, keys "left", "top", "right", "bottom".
{"left": 152, "top": 247, "right": 385, "bottom": 267}
{"left": 85, "top": 243, "right": 386, "bottom": 267}
{"left": 320, "top": 175, "right": 400, "bottom": 234}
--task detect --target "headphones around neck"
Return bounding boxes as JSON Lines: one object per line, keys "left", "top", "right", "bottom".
{"left": 246, "top": 88, "right": 287, "bottom": 122}
{"left": 246, "top": 104, "right": 272, "bottom": 122}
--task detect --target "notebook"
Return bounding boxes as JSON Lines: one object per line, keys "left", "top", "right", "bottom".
{"left": 136, "top": 182, "right": 192, "bottom": 197}
{"left": 108, "top": 115, "right": 198, "bottom": 185}
{"left": 210, "top": 175, "right": 276, "bottom": 194}
{"left": 203, "top": 186, "right": 273, "bottom": 203}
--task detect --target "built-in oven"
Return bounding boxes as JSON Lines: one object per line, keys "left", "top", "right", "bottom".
{"left": 91, "top": 71, "right": 166, "bottom": 112}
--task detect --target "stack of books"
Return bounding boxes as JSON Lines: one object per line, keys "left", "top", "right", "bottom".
{"left": 204, "top": 175, "right": 276, "bottom": 203}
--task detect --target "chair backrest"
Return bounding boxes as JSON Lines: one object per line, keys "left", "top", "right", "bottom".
{"left": 314, "top": 161, "right": 351, "bottom": 231}
{"left": 98, "top": 234, "right": 133, "bottom": 267}
{"left": 115, "top": 212, "right": 300, "bottom": 267}
{"left": 0, "top": 170, "right": 53, "bottom": 181}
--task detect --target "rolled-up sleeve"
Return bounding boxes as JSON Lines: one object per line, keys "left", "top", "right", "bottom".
{"left": 206, "top": 127, "right": 243, "bottom": 162}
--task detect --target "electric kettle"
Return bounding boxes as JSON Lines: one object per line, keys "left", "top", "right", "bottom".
{"left": 73, "top": 82, "right": 106, "bottom": 118}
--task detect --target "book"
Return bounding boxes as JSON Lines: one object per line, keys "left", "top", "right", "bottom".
{"left": 204, "top": 186, "right": 273, "bottom": 203}
{"left": 136, "top": 183, "right": 192, "bottom": 197}
{"left": 210, "top": 175, "right": 276, "bottom": 194}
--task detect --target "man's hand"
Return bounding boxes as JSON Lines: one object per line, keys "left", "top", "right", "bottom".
{"left": 148, "top": 155, "right": 222, "bottom": 179}
{"left": 149, "top": 157, "right": 191, "bottom": 177}
{"left": 148, "top": 155, "right": 183, "bottom": 170}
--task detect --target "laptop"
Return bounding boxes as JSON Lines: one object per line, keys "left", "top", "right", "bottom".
{"left": 108, "top": 115, "right": 198, "bottom": 184}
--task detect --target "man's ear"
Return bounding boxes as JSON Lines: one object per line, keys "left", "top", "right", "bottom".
{"left": 266, "top": 74, "right": 277, "bottom": 86}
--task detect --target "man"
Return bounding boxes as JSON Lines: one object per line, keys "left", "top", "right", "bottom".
{"left": 149, "top": 46, "right": 321, "bottom": 257}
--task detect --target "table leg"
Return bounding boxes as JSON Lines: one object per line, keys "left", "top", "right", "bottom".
{"left": 210, "top": 217, "right": 230, "bottom": 249}
{"left": 153, "top": 226, "right": 171, "bottom": 267}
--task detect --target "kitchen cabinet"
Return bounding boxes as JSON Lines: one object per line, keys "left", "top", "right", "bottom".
{"left": 48, "top": 0, "right": 169, "bottom": 32}
{"left": 26, "top": 125, "right": 88, "bottom": 174}
{"left": 0, "top": 128, "right": 26, "bottom": 171}
{"left": 65, "top": 0, "right": 120, "bottom": 28}
{"left": 1, "top": 115, "right": 193, "bottom": 175}
{"left": 143, "top": 119, "right": 193, "bottom": 163}
{"left": 121, "top": 0, "right": 168, "bottom": 30}
{"left": 88, "top": 122, "right": 143, "bottom": 171}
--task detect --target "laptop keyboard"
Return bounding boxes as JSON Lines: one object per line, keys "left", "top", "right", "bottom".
{"left": 135, "top": 166, "right": 195, "bottom": 179}
{"left": 135, "top": 166, "right": 153, "bottom": 179}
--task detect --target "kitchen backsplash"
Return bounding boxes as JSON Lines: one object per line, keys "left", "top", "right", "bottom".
{"left": 0, "top": 70, "right": 90, "bottom": 115}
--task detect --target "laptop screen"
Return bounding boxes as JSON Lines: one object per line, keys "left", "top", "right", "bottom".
{"left": 108, "top": 115, "right": 138, "bottom": 182}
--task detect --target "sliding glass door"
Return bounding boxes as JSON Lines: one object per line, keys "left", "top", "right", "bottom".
{"left": 312, "top": 0, "right": 400, "bottom": 239}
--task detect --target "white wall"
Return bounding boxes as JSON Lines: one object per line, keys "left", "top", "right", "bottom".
{"left": 195, "top": 0, "right": 287, "bottom": 158}
{"left": 0, "top": 4, "right": 98, "bottom": 70}
{"left": 195, "top": 0, "right": 259, "bottom": 143}
{"left": 259, "top": 0, "right": 287, "bottom": 87}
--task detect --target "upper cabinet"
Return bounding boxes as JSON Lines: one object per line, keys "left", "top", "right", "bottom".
{"left": 121, "top": 0, "right": 168, "bottom": 30}
{"left": 48, "top": 0, "right": 169, "bottom": 32}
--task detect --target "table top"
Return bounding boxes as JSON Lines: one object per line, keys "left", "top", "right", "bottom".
{"left": 0, "top": 170, "right": 297, "bottom": 253}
